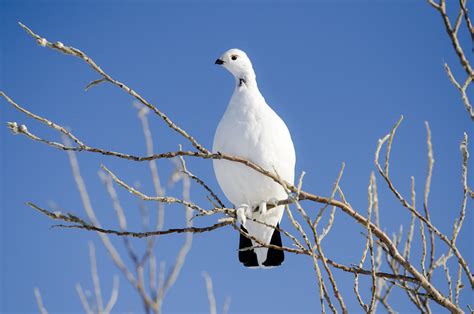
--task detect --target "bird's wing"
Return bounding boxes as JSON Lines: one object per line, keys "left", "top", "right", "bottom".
{"left": 252, "top": 103, "right": 296, "bottom": 184}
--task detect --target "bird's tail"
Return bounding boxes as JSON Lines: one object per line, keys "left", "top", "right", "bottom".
{"left": 238, "top": 224, "right": 284, "bottom": 268}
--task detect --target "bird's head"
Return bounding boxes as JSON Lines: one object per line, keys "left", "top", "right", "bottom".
{"left": 215, "top": 49, "right": 256, "bottom": 86}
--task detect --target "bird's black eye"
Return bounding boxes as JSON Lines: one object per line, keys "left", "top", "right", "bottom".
{"left": 231, "top": 55, "right": 238, "bottom": 61}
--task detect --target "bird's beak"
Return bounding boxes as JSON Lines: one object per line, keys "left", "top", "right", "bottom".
{"left": 215, "top": 59, "right": 225, "bottom": 65}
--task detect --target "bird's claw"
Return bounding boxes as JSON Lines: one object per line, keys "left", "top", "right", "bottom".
{"left": 259, "top": 198, "right": 279, "bottom": 215}
{"left": 236, "top": 204, "right": 250, "bottom": 226}
{"left": 268, "top": 197, "right": 279, "bottom": 207}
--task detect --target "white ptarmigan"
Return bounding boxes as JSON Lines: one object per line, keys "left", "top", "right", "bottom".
{"left": 213, "top": 49, "right": 296, "bottom": 268}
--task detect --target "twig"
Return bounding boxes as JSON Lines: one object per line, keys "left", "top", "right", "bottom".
{"left": 104, "top": 275, "right": 119, "bottom": 314}
{"left": 222, "top": 296, "right": 231, "bottom": 314}
{"left": 454, "top": 262, "right": 464, "bottom": 306}
{"left": 34, "top": 288, "right": 48, "bottom": 314}
{"left": 156, "top": 170, "right": 193, "bottom": 311}
{"left": 202, "top": 272, "right": 217, "bottom": 314}
{"left": 444, "top": 63, "right": 474, "bottom": 120}
{"left": 17, "top": 22, "right": 209, "bottom": 153}
{"left": 85, "top": 78, "right": 107, "bottom": 91}
{"left": 423, "top": 122, "right": 436, "bottom": 280}
{"left": 88, "top": 242, "right": 104, "bottom": 313}
{"left": 76, "top": 283, "right": 94, "bottom": 314}
{"left": 101, "top": 165, "right": 208, "bottom": 215}
{"left": 134, "top": 102, "right": 166, "bottom": 268}
{"left": 30, "top": 202, "right": 231, "bottom": 237}
{"left": 427, "top": 0, "right": 474, "bottom": 120}
{"left": 64, "top": 143, "right": 156, "bottom": 311}
{"left": 98, "top": 171, "right": 139, "bottom": 265}
{"left": 375, "top": 117, "right": 472, "bottom": 291}
{"left": 403, "top": 177, "right": 416, "bottom": 261}
{"left": 453, "top": 133, "right": 469, "bottom": 246}
{"left": 177, "top": 152, "right": 225, "bottom": 208}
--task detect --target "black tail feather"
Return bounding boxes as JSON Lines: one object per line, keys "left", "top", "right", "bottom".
{"left": 263, "top": 224, "right": 284, "bottom": 267}
{"left": 238, "top": 224, "right": 284, "bottom": 267}
{"left": 239, "top": 226, "right": 259, "bottom": 267}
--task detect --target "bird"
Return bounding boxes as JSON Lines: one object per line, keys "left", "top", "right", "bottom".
{"left": 213, "top": 48, "right": 296, "bottom": 268}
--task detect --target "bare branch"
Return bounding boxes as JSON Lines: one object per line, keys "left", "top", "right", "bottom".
{"left": 222, "top": 297, "right": 231, "bottom": 314}
{"left": 375, "top": 117, "right": 472, "bottom": 291}
{"left": 427, "top": 0, "right": 474, "bottom": 120}
{"left": 314, "top": 163, "right": 344, "bottom": 230}
{"left": 29, "top": 201, "right": 231, "bottom": 237}
{"left": 17, "top": 22, "right": 209, "bottom": 153}
{"left": 85, "top": 78, "right": 107, "bottom": 91}
{"left": 134, "top": 102, "right": 166, "bottom": 265}
{"left": 104, "top": 275, "right": 119, "bottom": 314}
{"left": 453, "top": 133, "right": 469, "bottom": 245}
{"left": 354, "top": 174, "right": 377, "bottom": 313}
{"left": 176, "top": 152, "right": 225, "bottom": 208}
{"left": 88, "top": 242, "right": 104, "bottom": 313}
{"left": 76, "top": 283, "right": 94, "bottom": 314}
{"left": 63, "top": 143, "right": 157, "bottom": 310}
{"left": 460, "top": 0, "right": 474, "bottom": 40}
{"left": 443, "top": 63, "right": 474, "bottom": 120}
{"left": 403, "top": 177, "right": 416, "bottom": 261}
{"left": 101, "top": 165, "right": 209, "bottom": 215}
{"left": 423, "top": 122, "right": 436, "bottom": 279}
{"left": 34, "top": 288, "right": 48, "bottom": 314}
{"left": 156, "top": 170, "right": 193, "bottom": 311}
{"left": 202, "top": 272, "right": 217, "bottom": 314}
{"left": 435, "top": 1, "right": 473, "bottom": 77}
{"left": 455, "top": 262, "right": 464, "bottom": 306}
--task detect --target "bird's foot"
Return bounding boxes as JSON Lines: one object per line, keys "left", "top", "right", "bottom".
{"left": 236, "top": 204, "right": 251, "bottom": 226}
{"left": 259, "top": 198, "right": 280, "bottom": 215}
{"left": 268, "top": 197, "right": 280, "bottom": 208}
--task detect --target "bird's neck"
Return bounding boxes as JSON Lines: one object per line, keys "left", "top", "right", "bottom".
{"left": 229, "top": 75, "right": 265, "bottom": 111}
{"left": 234, "top": 73, "right": 258, "bottom": 91}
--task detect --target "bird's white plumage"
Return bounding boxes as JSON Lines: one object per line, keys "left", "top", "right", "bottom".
{"left": 213, "top": 49, "right": 296, "bottom": 266}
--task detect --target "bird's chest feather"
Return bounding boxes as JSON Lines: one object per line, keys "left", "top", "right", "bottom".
{"left": 212, "top": 87, "right": 295, "bottom": 206}
{"left": 215, "top": 103, "right": 271, "bottom": 162}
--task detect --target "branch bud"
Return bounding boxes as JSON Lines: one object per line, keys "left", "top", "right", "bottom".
{"left": 37, "top": 37, "right": 47, "bottom": 47}
{"left": 7, "top": 122, "right": 19, "bottom": 134}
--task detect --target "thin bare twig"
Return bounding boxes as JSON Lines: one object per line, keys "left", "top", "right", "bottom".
{"left": 76, "top": 283, "right": 94, "bottom": 314}
{"left": 88, "top": 242, "right": 104, "bottom": 313}
{"left": 453, "top": 133, "right": 469, "bottom": 246}
{"left": 427, "top": 0, "right": 474, "bottom": 120}
{"left": 29, "top": 201, "right": 231, "bottom": 237}
{"left": 156, "top": 168, "right": 193, "bottom": 312}
{"left": 222, "top": 296, "right": 231, "bottom": 314}
{"left": 375, "top": 117, "right": 472, "bottom": 292}
{"left": 423, "top": 122, "right": 436, "bottom": 281}
{"left": 17, "top": 22, "right": 209, "bottom": 153}
{"left": 34, "top": 288, "right": 48, "bottom": 314}
{"left": 202, "top": 272, "right": 217, "bottom": 314}
{"left": 104, "top": 276, "right": 119, "bottom": 314}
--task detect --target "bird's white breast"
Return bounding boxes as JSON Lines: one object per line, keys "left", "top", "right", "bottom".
{"left": 212, "top": 86, "right": 296, "bottom": 208}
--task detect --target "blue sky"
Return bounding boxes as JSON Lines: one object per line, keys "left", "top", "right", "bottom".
{"left": 1, "top": 0, "right": 472, "bottom": 313}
